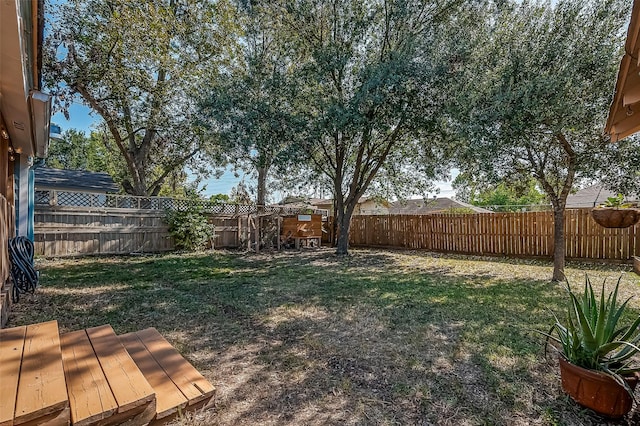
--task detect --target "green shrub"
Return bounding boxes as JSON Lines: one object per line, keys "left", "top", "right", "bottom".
{"left": 165, "top": 206, "right": 213, "bottom": 251}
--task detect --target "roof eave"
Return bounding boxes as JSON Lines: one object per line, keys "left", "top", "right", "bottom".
{"left": 606, "top": 0, "right": 640, "bottom": 140}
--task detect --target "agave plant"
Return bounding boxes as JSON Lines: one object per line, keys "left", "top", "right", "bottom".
{"left": 543, "top": 275, "right": 640, "bottom": 397}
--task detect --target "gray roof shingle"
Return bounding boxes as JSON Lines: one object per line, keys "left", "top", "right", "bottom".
{"left": 35, "top": 167, "right": 119, "bottom": 193}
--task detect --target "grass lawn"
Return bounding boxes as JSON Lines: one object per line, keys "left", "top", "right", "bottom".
{"left": 9, "top": 249, "right": 640, "bottom": 425}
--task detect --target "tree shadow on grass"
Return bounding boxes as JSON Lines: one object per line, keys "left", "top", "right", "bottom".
{"left": 14, "top": 250, "right": 640, "bottom": 425}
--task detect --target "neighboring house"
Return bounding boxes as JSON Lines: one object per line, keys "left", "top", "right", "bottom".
{"left": 1, "top": 0, "right": 51, "bottom": 325}
{"left": 308, "top": 198, "right": 334, "bottom": 216}
{"left": 305, "top": 197, "right": 390, "bottom": 216}
{"left": 34, "top": 167, "right": 119, "bottom": 207}
{"left": 565, "top": 184, "right": 637, "bottom": 208}
{"left": 389, "top": 197, "right": 493, "bottom": 215}
{"left": 354, "top": 197, "right": 390, "bottom": 215}
{"left": 277, "top": 196, "right": 316, "bottom": 213}
{"left": 566, "top": 185, "right": 611, "bottom": 209}
{"left": 294, "top": 196, "right": 491, "bottom": 215}
{"left": 34, "top": 167, "right": 119, "bottom": 194}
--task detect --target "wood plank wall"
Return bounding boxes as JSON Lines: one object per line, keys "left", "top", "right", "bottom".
{"left": 34, "top": 206, "right": 244, "bottom": 256}
{"left": 209, "top": 217, "right": 242, "bottom": 248}
{"left": 34, "top": 206, "right": 174, "bottom": 256}
{"left": 348, "top": 209, "right": 640, "bottom": 262}
{"left": 1, "top": 195, "right": 13, "bottom": 327}
{"left": 0, "top": 196, "right": 10, "bottom": 284}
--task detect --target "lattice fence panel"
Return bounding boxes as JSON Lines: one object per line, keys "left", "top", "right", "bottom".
{"left": 35, "top": 190, "right": 326, "bottom": 215}
{"left": 35, "top": 191, "right": 49, "bottom": 205}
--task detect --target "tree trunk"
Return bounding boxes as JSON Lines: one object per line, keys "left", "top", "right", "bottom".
{"left": 331, "top": 198, "right": 338, "bottom": 247}
{"left": 257, "top": 165, "right": 268, "bottom": 213}
{"left": 335, "top": 211, "right": 351, "bottom": 255}
{"left": 552, "top": 207, "right": 565, "bottom": 282}
{"left": 335, "top": 198, "right": 357, "bottom": 255}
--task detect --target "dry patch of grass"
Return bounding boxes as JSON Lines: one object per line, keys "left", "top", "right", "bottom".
{"left": 9, "top": 249, "right": 640, "bottom": 425}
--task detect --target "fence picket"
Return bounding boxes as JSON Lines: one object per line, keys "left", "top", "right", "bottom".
{"left": 345, "top": 210, "right": 639, "bottom": 263}
{"left": 32, "top": 202, "right": 640, "bottom": 263}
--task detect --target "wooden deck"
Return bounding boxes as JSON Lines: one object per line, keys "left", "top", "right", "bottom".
{"left": 0, "top": 320, "right": 69, "bottom": 426}
{"left": 60, "top": 325, "right": 156, "bottom": 425}
{"left": 0, "top": 322, "right": 214, "bottom": 426}
{"left": 119, "top": 329, "right": 215, "bottom": 424}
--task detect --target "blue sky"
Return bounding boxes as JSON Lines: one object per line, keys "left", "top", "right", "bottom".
{"left": 52, "top": 104, "right": 456, "bottom": 200}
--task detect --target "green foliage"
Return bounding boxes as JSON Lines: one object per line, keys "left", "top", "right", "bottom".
{"left": 44, "top": 0, "right": 239, "bottom": 195}
{"left": 209, "top": 193, "right": 231, "bottom": 204}
{"left": 229, "top": 181, "right": 252, "bottom": 204}
{"left": 259, "top": 0, "right": 465, "bottom": 253}
{"left": 47, "top": 129, "right": 109, "bottom": 171}
{"left": 165, "top": 206, "right": 213, "bottom": 251}
{"left": 600, "top": 194, "right": 633, "bottom": 209}
{"left": 449, "top": 0, "right": 630, "bottom": 279}
{"left": 542, "top": 275, "right": 640, "bottom": 396}
{"left": 443, "top": 207, "right": 475, "bottom": 215}
{"left": 199, "top": 3, "right": 301, "bottom": 206}
{"left": 455, "top": 178, "right": 546, "bottom": 211}
{"left": 597, "top": 135, "right": 640, "bottom": 195}
{"left": 452, "top": 0, "right": 628, "bottom": 196}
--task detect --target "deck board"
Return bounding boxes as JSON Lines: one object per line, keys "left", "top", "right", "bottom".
{"left": 86, "top": 325, "right": 155, "bottom": 414}
{"left": 60, "top": 330, "right": 118, "bottom": 426}
{"left": 2, "top": 321, "right": 210, "bottom": 426}
{"left": 119, "top": 332, "right": 188, "bottom": 419}
{"left": 135, "top": 328, "right": 215, "bottom": 406}
{"left": 13, "top": 321, "right": 68, "bottom": 426}
{"left": 0, "top": 326, "right": 27, "bottom": 426}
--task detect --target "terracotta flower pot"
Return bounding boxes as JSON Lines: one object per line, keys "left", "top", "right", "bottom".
{"left": 590, "top": 208, "right": 640, "bottom": 228}
{"left": 559, "top": 357, "right": 638, "bottom": 418}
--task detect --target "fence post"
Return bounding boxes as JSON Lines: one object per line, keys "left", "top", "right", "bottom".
{"left": 630, "top": 222, "right": 636, "bottom": 261}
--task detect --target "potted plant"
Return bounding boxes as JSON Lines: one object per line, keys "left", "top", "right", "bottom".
{"left": 591, "top": 194, "right": 640, "bottom": 228}
{"left": 541, "top": 275, "right": 640, "bottom": 418}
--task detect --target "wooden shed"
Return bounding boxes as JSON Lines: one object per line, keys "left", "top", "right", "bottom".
{"left": 281, "top": 214, "right": 323, "bottom": 248}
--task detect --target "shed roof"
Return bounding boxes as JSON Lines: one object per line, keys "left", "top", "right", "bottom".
{"left": 34, "top": 167, "right": 119, "bottom": 193}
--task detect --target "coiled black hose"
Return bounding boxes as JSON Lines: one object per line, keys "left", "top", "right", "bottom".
{"left": 9, "top": 236, "right": 38, "bottom": 303}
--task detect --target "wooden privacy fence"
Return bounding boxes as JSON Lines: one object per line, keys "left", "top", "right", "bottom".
{"left": 34, "top": 206, "right": 247, "bottom": 256}
{"left": 34, "top": 191, "right": 329, "bottom": 256}
{"left": 349, "top": 209, "right": 640, "bottom": 262}
{"left": 35, "top": 206, "right": 174, "bottom": 256}
{"left": 35, "top": 205, "right": 640, "bottom": 263}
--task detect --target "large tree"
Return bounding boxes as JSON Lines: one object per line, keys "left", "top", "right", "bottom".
{"left": 451, "top": 0, "right": 630, "bottom": 281}
{"left": 267, "top": 0, "right": 464, "bottom": 254}
{"left": 200, "top": 4, "right": 300, "bottom": 208}
{"left": 44, "top": 0, "right": 237, "bottom": 195}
